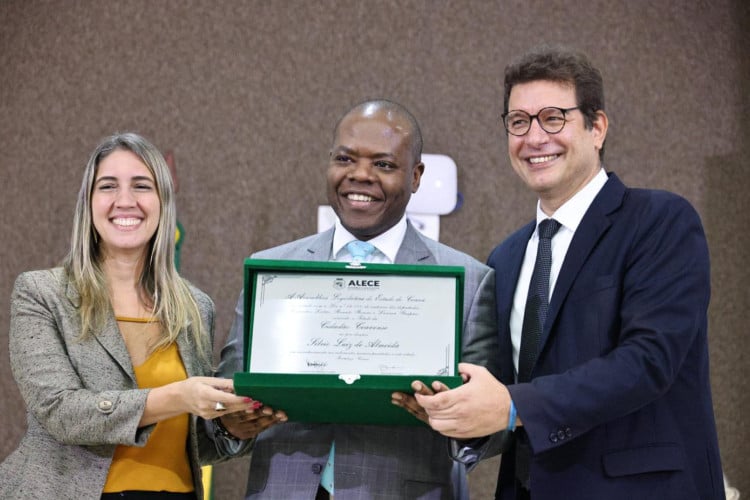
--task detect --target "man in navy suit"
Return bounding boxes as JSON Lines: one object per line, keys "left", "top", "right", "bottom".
{"left": 414, "top": 46, "right": 725, "bottom": 500}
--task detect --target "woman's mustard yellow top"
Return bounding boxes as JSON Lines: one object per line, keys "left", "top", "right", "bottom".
{"left": 102, "top": 328, "right": 193, "bottom": 494}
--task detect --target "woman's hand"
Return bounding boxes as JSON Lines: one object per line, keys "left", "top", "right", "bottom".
{"left": 141, "top": 376, "right": 257, "bottom": 426}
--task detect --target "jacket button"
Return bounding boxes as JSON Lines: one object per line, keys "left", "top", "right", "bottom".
{"left": 311, "top": 463, "right": 323, "bottom": 474}
{"left": 565, "top": 427, "right": 572, "bottom": 438}
{"left": 557, "top": 429, "right": 566, "bottom": 440}
{"left": 97, "top": 400, "right": 113, "bottom": 412}
{"left": 549, "top": 432, "right": 558, "bottom": 443}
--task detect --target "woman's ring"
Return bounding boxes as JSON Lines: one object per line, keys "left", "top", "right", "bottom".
{"left": 215, "top": 401, "right": 227, "bottom": 412}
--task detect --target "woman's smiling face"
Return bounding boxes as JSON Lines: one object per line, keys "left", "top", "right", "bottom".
{"left": 91, "top": 149, "right": 161, "bottom": 259}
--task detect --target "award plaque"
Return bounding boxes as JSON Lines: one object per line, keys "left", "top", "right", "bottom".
{"left": 233, "top": 258, "right": 464, "bottom": 426}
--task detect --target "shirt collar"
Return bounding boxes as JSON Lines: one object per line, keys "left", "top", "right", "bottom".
{"left": 332, "top": 216, "right": 407, "bottom": 263}
{"left": 535, "top": 168, "right": 608, "bottom": 233}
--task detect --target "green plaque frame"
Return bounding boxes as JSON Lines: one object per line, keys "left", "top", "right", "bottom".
{"left": 233, "top": 258, "right": 465, "bottom": 426}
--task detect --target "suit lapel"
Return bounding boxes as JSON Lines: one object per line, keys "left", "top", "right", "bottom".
{"left": 306, "top": 228, "right": 336, "bottom": 261}
{"left": 94, "top": 315, "right": 137, "bottom": 382}
{"left": 176, "top": 327, "right": 203, "bottom": 377}
{"left": 540, "top": 173, "right": 626, "bottom": 352}
{"left": 63, "top": 272, "right": 136, "bottom": 381}
{"left": 497, "top": 222, "right": 535, "bottom": 383}
{"left": 499, "top": 223, "right": 535, "bottom": 325}
{"left": 394, "top": 222, "right": 436, "bottom": 264}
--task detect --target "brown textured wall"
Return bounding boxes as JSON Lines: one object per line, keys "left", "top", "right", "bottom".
{"left": 1, "top": 0, "right": 747, "bottom": 497}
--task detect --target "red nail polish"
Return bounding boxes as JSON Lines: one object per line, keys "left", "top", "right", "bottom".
{"left": 252, "top": 401, "right": 262, "bottom": 410}
{"left": 243, "top": 397, "right": 253, "bottom": 403}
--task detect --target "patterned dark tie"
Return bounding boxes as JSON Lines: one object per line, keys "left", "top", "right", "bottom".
{"left": 518, "top": 218, "right": 561, "bottom": 382}
{"left": 515, "top": 218, "right": 561, "bottom": 491}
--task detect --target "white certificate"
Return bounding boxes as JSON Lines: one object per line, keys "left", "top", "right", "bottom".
{"left": 248, "top": 270, "right": 458, "bottom": 376}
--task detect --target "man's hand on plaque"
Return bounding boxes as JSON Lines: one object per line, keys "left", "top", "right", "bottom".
{"left": 219, "top": 405, "right": 288, "bottom": 440}
{"left": 391, "top": 380, "right": 451, "bottom": 425}
{"left": 414, "top": 363, "right": 511, "bottom": 439}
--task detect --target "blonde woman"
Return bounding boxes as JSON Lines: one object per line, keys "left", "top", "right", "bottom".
{"left": 0, "top": 133, "right": 253, "bottom": 499}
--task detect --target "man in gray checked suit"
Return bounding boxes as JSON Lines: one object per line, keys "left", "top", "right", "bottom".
{"left": 213, "top": 99, "right": 500, "bottom": 499}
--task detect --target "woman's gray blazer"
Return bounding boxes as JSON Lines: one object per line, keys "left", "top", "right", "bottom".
{"left": 0, "top": 268, "right": 227, "bottom": 499}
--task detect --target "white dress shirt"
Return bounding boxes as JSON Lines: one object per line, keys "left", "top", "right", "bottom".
{"left": 510, "top": 168, "right": 608, "bottom": 374}
{"left": 331, "top": 215, "right": 408, "bottom": 264}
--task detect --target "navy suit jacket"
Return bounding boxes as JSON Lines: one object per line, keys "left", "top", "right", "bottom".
{"left": 488, "top": 173, "right": 724, "bottom": 500}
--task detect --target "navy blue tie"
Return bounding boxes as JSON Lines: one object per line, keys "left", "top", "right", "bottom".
{"left": 516, "top": 218, "right": 561, "bottom": 491}
{"left": 518, "top": 218, "right": 561, "bottom": 382}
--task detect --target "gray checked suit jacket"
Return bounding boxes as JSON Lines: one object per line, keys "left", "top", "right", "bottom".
{"left": 217, "top": 223, "right": 500, "bottom": 499}
{"left": 0, "top": 268, "right": 226, "bottom": 500}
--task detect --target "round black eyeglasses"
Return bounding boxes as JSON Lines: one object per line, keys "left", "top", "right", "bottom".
{"left": 502, "top": 106, "right": 579, "bottom": 136}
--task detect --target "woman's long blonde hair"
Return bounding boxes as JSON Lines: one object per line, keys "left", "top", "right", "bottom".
{"left": 63, "top": 132, "right": 208, "bottom": 360}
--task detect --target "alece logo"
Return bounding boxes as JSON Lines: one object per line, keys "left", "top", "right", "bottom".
{"left": 346, "top": 278, "right": 381, "bottom": 289}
